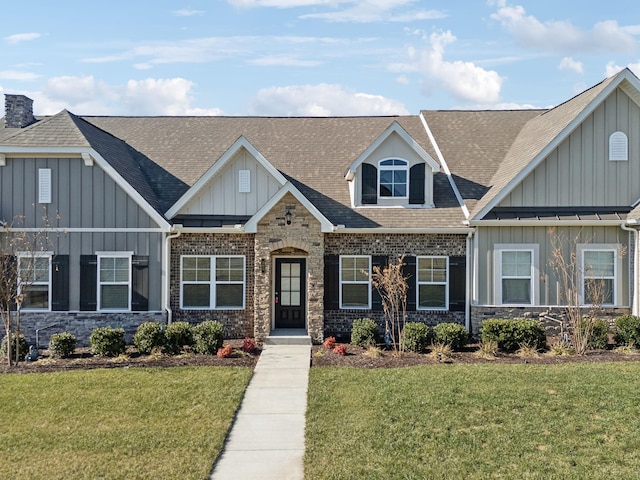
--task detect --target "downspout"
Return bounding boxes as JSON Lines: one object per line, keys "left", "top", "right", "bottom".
{"left": 164, "top": 228, "right": 182, "bottom": 325}
{"left": 620, "top": 223, "right": 638, "bottom": 316}
{"left": 465, "top": 230, "right": 474, "bottom": 332}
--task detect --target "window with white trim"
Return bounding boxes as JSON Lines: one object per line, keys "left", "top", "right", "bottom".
{"left": 379, "top": 159, "right": 408, "bottom": 198}
{"left": 495, "top": 245, "right": 538, "bottom": 305}
{"left": 98, "top": 253, "right": 131, "bottom": 311}
{"left": 609, "top": 131, "right": 628, "bottom": 161}
{"left": 340, "top": 256, "right": 371, "bottom": 308}
{"left": 181, "top": 255, "right": 245, "bottom": 309}
{"left": 582, "top": 248, "right": 616, "bottom": 305}
{"left": 18, "top": 252, "right": 52, "bottom": 310}
{"left": 417, "top": 256, "right": 448, "bottom": 310}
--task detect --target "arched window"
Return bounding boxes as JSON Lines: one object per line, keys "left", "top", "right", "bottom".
{"left": 609, "top": 131, "right": 628, "bottom": 161}
{"left": 378, "top": 159, "right": 408, "bottom": 198}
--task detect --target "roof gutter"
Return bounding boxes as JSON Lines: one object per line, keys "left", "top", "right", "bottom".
{"left": 171, "top": 225, "right": 246, "bottom": 234}
{"left": 469, "top": 220, "right": 626, "bottom": 227}
{"left": 331, "top": 226, "right": 473, "bottom": 234}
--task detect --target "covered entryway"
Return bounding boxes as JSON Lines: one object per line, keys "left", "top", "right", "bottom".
{"left": 274, "top": 258, "right": 306, "bottom": 329}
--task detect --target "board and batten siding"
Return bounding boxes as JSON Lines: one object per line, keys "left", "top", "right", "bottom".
{"left": 180, "top": 148, "right": 282, "bottom": 216}
{"left": 475, "top": 225, "right": 630, "bottom": 306}
{"left": 0, "top": 156, "right": 164, "bottom": 311}
{"left": 500, "top": 88, "right": 640, "bottom": 207}
{"left": 0, "top": 157, "right": 157, "bottom": 229}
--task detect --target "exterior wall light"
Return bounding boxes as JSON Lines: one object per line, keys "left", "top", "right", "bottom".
{"left": 285, "top": 209, "right": 292, "bottom": 225}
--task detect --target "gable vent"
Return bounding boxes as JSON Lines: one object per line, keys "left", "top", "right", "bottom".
{"left": 39, "top": 168, "right": 52, "bottom": 204}
{"left": 609, "top": 131, "right": 628, "bottom": 161}
{"left": 239, "top": 170, "right": 251, "bottom": 193}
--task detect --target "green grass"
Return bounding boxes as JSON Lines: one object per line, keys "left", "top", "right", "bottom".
{"left": 0, "top": 367, "right": 252, "bottom": 479}
{"left": 305, "top": 363, "right": 640, "bottom": 479}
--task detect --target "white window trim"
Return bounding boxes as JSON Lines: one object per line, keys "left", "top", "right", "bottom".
{"left": 494, "top": 244, "right": 539, "bottom": 305}
{"left": 180, "top": 255, "right": 246, "bottom": 310}
{"left": 339, "top": 255, "right": 371, "bottom": 309}
{"left": 417, "top": 255, "right": 449, "bottom": 311}
{"left": 578, "top": 244, "right": 621, "bottom": 306}
{"left": 378, "top": 158, "right": 409, "bottom": 200}
{"left": 18, "top": 251, "right": 53, "bottom": 311}
{"left": 609, "top": 131, "right": 628, "bottom": 161}
{"left": 97, "top": 251, "right": 133, "bottom": 312}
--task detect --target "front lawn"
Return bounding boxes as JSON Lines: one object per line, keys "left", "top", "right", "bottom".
{"left": 0, "top": 366, "right": 252, "bottom": 479}
{"left": 305, "top": 363, "right": 640, "bottom": 479}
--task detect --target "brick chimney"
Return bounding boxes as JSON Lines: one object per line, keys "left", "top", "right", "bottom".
{"left": 4, "top": 94, "right": 36, "bottom": 128}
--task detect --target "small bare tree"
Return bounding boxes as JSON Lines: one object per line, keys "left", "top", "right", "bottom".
{"left": 370, "top": 255, "right": 408, "bottom": 352}
{"left": 549, "top": 229, "right": 623, "bottom": 355}
{"left": 0, "top": 215, "right": 54, "bottom": 365}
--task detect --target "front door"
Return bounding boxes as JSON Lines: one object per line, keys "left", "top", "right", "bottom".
{"left": 274, "top": 258, "right": 306, "bottom": 329}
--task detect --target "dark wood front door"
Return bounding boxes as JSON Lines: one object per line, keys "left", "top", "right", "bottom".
{"left": 274, "top": 258, "right": 306, "bottom": 329}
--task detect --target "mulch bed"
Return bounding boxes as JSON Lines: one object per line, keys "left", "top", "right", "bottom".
{"left": 311, "top": 343, "right": 640, "bottom": 368}
{"left": 0, "top": 339, "right": 259, "bottom": 374}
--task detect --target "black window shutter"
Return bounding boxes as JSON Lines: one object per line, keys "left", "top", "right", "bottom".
{"left": 403, "top": 256, "right": 417, "bottom": 311}
{"left": 324, "top": 255, "right": 340, "bottom": 310}
{"left": 361, "top": 163, "right": 378, "bottom": 205}
{"left": 448, "top": 256, "right": 466, "bottom": 312}
{"left": 80, "top": 255, "right": 97, "bottom": 311}
{"left": 409, "top": 163, "right": 426, "bottom": 205}
{"left": 1, "top": 256, "right": 18, "bottom": 311}
{"left": 131, "top": 256, "right": 149, "bottom": 311}
{"left": 371, "top": 255, "right": 388, "bottom": 311}
{"left": 51, "top": 255, "right": 69, "bottom": 311}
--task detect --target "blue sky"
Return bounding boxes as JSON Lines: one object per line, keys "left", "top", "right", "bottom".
{"left": 2, "top": 1, "right": 640, "bottom": 116}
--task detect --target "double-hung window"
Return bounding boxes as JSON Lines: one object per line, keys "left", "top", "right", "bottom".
{"left": 379, "top": 159, "right": 408, "bottom": 198}
{"left": 340, "top": 256, "right": 371, "bottom": 309}
{"left": 418, "top": 256, "right": 448, "bottom": 310}
{"left": 582, "top": 248, "right": 616, "bottom": 305}
{"left": 181, "top": 255, "right": 245, "bottom": 309}
{"left": 18, "top": 252, "right": 52, "bottom": 310}
{"left": 495, "top": 245, "right": 538, "bottom": 305}
{"left": 98, "top": 253, "right": 131, "bottom": 311}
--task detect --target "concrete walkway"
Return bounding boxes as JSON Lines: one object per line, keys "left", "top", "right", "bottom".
{"left": 210, "top": 340, "right": 311, "bottom": 480}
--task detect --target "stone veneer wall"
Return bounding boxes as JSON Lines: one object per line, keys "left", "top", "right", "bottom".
{"left": 470, "top": 306, "right": 630, "bottom": 338}
{"left": 170, "top": 233, "right": 255, "bottom": 338}
{"left": 254, "top": 193, "right": 324, "bottom": 343}
{"left": 324, "top": 233, "right": 467, "bottom": 341}
{"left": 17, "top": 311, "right": 166, "bottom": 347}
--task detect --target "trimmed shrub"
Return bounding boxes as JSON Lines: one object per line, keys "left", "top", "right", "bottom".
{"left": 192, "top": 321, "right": 224, "bottom": 355}
{"left": 480, "top": 319, "right": 546, "bottom": 353}
{"left": 333, "top": 344, "right": 347, "bottom": 356}
{"left": 432, "top": 323, "right": 469, "bottom": 351}
{"left": 133, "top": 322, "right": 165, "bottom": 354}
{"left": 163, "top": 322, "right": 194, "bottom": 355}
{"left": 48, "top": 332, "right": 77, "bottom": 358}
{"left": 242, "top": 337, "right": 257, "bottom": 353}
{"left": 586, "top": 319, "right": 609, "bottom": 350}
{"left": 614, "top": 314, "right": 640, "bottom": 347}
{"left": 402, "top": 322, "right": 430, "bottom": 353}
{"left": 90, "top": 327, "right": 126, "bottom": 357}
{"left": 0, "top": 333, "right": 29, "bottom": 360}
{"left": 351, "top": 318, "right": 379, "bottom": 347}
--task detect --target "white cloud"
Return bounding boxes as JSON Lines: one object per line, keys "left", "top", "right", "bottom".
{"left": 606, "top": 60, "right": 640, "bottom": 78}
{"left": 490, "top": 3, "right": 637, "bottom": 54}
{"left": 0, "top": 70, "right": 40, "bottom": 81}
{"left": 249, "top": 55, "right": 321, "bottom": 67}
{"left": 407, "top": 31, "right": 503, "bottom": 105}
{"left": 4, "top": 32, "right": 41, "bottom": 44}
{"left": 558, "top": 57, "right": 583, "bottom": 74}
{"left": 300, "top": 1, "right": 446, "bottom": 23}
{"left": 228, "top": 0, "right": 343, "bottom": 7}
{"left": 123, "top": 78, "right": 223, "bottom": 115}
{"left": 173, "top": 9, "right": 205, "bottom": 16}
{"left": 249, "top": 83, "right": 408, "bottom": 115}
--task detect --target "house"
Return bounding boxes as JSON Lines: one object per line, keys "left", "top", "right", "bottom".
{"left": 1, "top": 68, "right": 639, "bottom": 346}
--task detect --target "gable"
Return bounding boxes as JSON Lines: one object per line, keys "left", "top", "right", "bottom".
{"left": 177, "top": 147, "right": 283, "bottom": 217}
{"left": 498, "top": 87, "right": 640, "bottom": 209}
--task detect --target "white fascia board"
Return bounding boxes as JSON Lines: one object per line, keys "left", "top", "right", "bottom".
{"left": 165, "top": 136, "right": 287, "bottom": 219}
{"left": 244, "top": 183, "right": 334, "bottom": 233}
{"left": 0, "top": 153, "right": 5, "bottom": 166}
{"left": 470, "top": 219, "right": 626, "bottom": 227}
{"left": 474, "top": 71, "right": 637, "bottom": 221}
{"left": 345, "top": 121, "right": 440, "bottom": 179}
{"left": 0, "top": 146, "right": 87, "bottom": 156}
{"left": 332, "top": 227, "right": 473, "bottom": 234}
{"left": 87, "top": 148, "right": 171, "bottom": 231}
{"left": 7, "top": 227, "right": 165, "bottom": 233}
{"left": 173, "top": 226, "right": 247, "bottom": 234}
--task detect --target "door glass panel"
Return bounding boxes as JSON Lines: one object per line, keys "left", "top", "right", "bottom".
{"left": 290, "top": 292, "right": 300, "bottom": 306}
{"left": 291, "top": 263, "right": 300, "bottom": 276}
{"left": 282, "top": 263, "right": 290, "bottom": 276}
{"left": 281, "top": 292, "right": 291, "bottom": 306}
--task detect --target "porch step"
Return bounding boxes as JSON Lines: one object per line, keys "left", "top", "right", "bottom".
{"left": 264, "top": 329, "right": 312, "bottom": 346}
